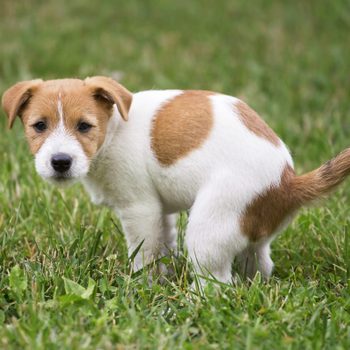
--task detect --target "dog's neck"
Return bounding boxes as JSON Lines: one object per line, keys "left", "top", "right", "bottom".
{"left": 81, "top": 107, "right": 123, "bottom": 205}
{"left": 87, "top": 106, "right": 121, "bottom": 170}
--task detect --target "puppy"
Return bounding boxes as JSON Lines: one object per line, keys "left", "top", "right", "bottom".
{"left": 2, "top": 76, "right": 350, "bottom": 284}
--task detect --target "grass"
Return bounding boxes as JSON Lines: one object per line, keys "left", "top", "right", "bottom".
{"left": 1, "top": 0, "right": 350, "bottom": 348}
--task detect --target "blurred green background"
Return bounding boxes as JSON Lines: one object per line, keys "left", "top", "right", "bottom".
{"left": 0, "top": 1, "right": 350, "bottom": 349}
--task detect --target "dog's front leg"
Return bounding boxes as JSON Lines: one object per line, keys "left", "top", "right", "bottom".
{"left": 118, "top": 201, "right": 165, "bottom": 272}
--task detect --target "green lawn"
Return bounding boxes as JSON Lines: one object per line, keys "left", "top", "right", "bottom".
{"left": 1, "top": 0, "right": 350, "bottom": 348}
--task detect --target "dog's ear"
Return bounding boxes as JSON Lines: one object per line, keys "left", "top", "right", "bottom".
{"left": 85, "top": 76, "right": 132, "bottom": 121}
{"left": 2, "top": 79, "right": 43, "bottom": 129}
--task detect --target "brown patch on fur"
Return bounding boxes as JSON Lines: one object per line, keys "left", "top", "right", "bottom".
{"left": 25, "top": 80, "right": 112, "bottom": 158}
{"left": 241, "top": 148, "right": 350, "bottom": 241}
{"left": 235, "top": 101, "right": 280, "bottom": 146}
{"left": 2, "top": 77, "right": 132, "bottom": 159}
{"left": 291, "top": 148, "right": 350, "bottom": 204}
{"left": 240, "top": 165, "right": 297, "bottom": 241}
{"left": 151, "top": 91, "right": 214, "bottom": 166}
{"left": 22, "top": 90, "right": 60, "bottom": 154}
{"left": 61, "top": 89, "right": 111, "bottom": 159}
{"left": 1, "top": 79, "right": 43, "bottom": 128}
{"left": 84, "top": 76, "right": 132, "bottom": 121}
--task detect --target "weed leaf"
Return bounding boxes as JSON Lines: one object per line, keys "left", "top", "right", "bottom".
{"left": 9, "top": 265, "right": 27, "bottom": 300}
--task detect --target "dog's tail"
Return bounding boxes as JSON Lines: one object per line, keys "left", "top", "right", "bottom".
{"left": 291, "top": 148, "right": 350, "bottom": 206}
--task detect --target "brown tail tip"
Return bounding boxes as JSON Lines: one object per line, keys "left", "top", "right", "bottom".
{"left": 292, "top": 148, "right": 350, "bottom": 205}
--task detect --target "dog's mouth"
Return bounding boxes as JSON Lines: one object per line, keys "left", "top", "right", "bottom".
{"left": 54, "top": 175, "right": 71, "bottom": 181}
{"left": 49, "top": 172, "right": 77, "bottom": 185}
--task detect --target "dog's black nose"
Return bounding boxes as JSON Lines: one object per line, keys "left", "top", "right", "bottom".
{"left": 51, "top": 153, "right": 72, "bottom": 173}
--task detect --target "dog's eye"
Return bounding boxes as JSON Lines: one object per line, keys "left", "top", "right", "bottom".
{"left": 32, "top": 121, "right": 47, "bottom": 133}
{"left": 77, "top": 121, "right": 93, "bottom": 133}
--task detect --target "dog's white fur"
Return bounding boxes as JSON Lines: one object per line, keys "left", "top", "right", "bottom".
{"left": 80, "top": 90, "right": 292, "bottom": 282}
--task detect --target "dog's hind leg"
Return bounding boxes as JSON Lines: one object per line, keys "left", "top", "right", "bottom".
{"left": 185, "top": 181, "right": 249, "bottom": 286}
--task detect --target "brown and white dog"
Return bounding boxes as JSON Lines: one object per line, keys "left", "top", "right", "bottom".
{"left": 2, "top": 76, "right": 350, "bottom": 284}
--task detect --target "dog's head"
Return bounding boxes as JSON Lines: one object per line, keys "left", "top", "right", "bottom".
{"left": 1, "top": 76, "right": 132, "bottom": 185}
